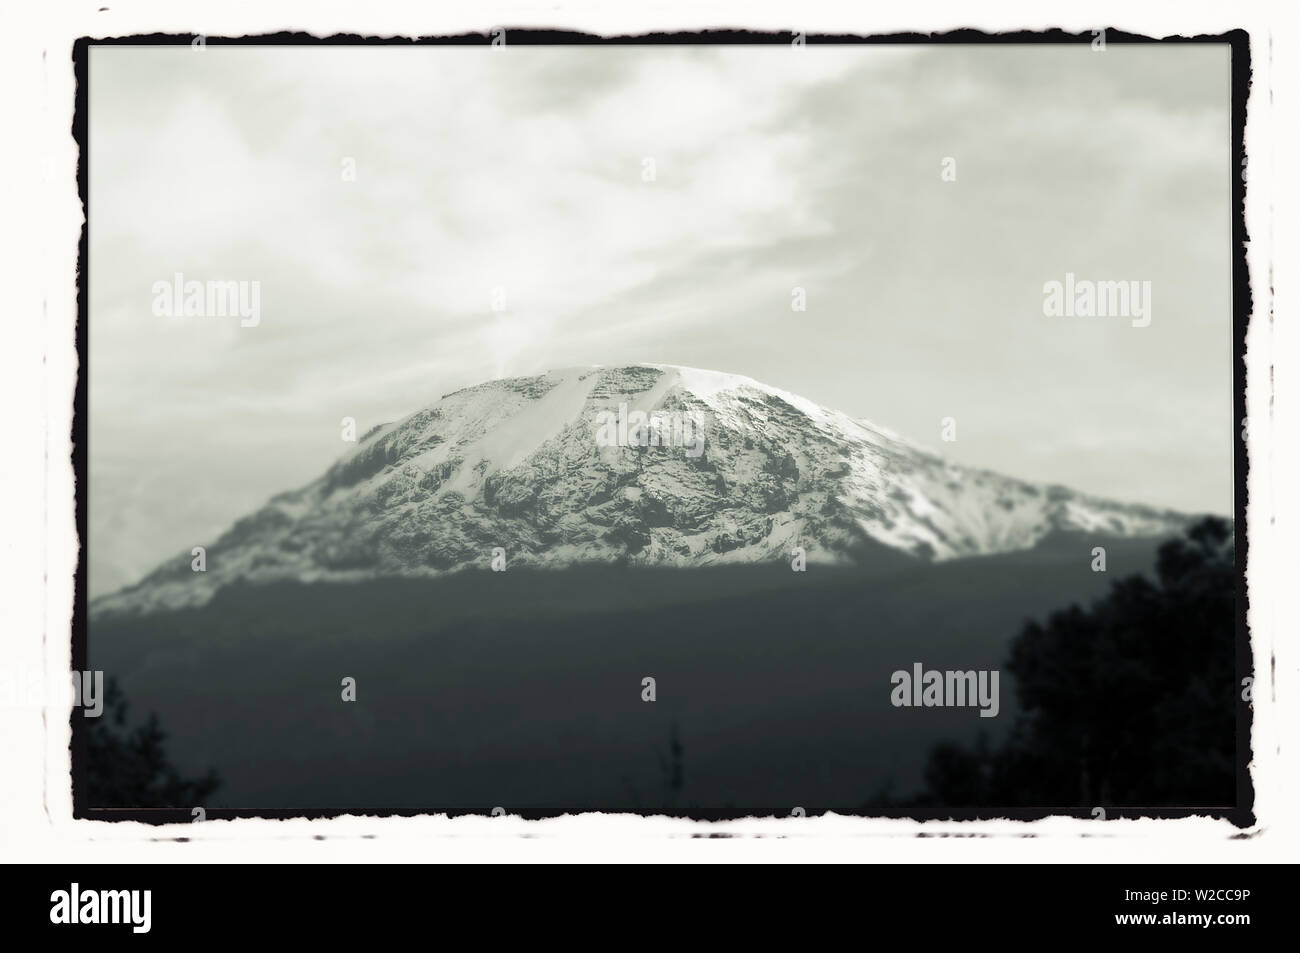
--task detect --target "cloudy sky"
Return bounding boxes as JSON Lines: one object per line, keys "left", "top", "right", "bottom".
{"left": 88, "top": 42, "right": 1233, "bottom": 597}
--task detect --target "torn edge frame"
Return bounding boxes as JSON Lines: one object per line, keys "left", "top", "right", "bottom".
{"left": 66, "top": 26, "right": 1256, "bottom": 832}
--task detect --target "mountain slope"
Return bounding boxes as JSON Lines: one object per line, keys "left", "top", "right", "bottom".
{"left": 93, "top": 364, "right": 1193, "bottom": 615}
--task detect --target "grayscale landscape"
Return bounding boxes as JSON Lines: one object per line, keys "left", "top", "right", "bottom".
{"left": 84, "top": 43, "right": 1235, "bottom": 815}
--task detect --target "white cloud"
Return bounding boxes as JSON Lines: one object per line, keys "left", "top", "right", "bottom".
{"left": 87, "top": 44, "right": 1230, "bottom": 596}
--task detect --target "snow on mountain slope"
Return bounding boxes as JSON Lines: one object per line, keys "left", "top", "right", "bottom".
{"left": 93, "top": 364, "right": 1195, "bottom": 615}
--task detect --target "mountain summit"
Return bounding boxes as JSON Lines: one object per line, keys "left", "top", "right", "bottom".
{"left": 94, "top": 364, "right": 1192, "bottom": 614}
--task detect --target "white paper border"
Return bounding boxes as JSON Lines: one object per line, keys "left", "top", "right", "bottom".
{"left": 2, "top": 0, "right": 1295, "bottom": 863}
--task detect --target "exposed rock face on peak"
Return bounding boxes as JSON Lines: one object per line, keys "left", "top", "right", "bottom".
{"left": 93, "top": 364, "right": 1193, "bottom": 615}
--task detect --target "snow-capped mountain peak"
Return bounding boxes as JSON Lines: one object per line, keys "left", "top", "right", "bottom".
{"left": 94, "top": 364, "right": 1194, "bottom": 614}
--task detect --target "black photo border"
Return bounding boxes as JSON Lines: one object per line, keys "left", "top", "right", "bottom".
{"left": 69, "top": 27, "right": 1255, "bottom": 827}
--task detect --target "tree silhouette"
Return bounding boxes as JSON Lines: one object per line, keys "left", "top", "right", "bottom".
{"left": 917, "top": 516, "right": 1235, "bottom": 808}
{"left": 657, "top": 722, "right": 685, "bottom": 811}
{"left": 84, "top": 677, "right": 221, "bottom": 808}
